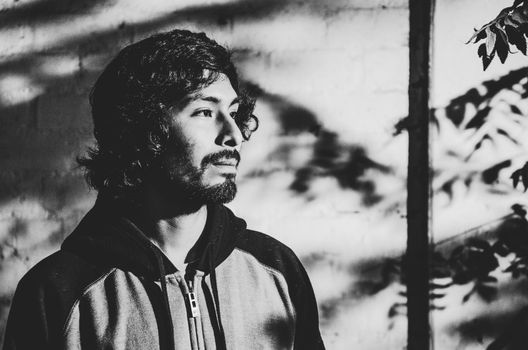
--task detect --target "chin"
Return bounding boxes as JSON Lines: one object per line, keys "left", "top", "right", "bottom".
{"left": 174, "top": 178, "right": 238, "bottom": 207}
{"left": 205, "top": 169, "right": 237, "bottom": 184}
{"left": 203, "top": 180, "right": 237, "bottom": 204}
{"left": 161, "top": 168, "right": 238, "bottom": 208}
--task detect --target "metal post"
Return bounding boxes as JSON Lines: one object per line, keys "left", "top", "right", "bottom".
{"left": 407, "top": 0, "right": 434, "bottom": 348}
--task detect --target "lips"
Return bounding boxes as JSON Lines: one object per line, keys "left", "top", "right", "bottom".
{"left": 212, "top": 158, "right": 238, "bottom": 167}
{"left": 202, "top": 150, "right": 241, "bottom": 169}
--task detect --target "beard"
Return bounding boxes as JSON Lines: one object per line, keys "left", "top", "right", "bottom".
{"left": 154, "top": 146, "right": 240, "bottom": 212}
{"left": 166, "top": 168, "right": 238, "bottom": 206}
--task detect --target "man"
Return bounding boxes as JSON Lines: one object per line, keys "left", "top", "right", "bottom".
{"left": 3, "top": 29, "right": 325, "bottom": 350}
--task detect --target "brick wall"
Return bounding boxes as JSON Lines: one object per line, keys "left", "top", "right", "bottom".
{"left": 0, "top": 0, "right": 414, "bottom": 348}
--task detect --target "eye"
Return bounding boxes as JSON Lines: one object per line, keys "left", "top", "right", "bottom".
{"left": 229, "top": 111, "right": 238, "bottom": 119}
{"left": 192, "top": 109, "right": 213, "bottom": 118}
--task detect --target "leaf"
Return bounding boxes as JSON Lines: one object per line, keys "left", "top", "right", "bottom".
{"left": 482, "top": 159, "right": 512, "bottom": 184}
{"left": 496, "top": 23, "right": 509, "bottom": 39}
{"left": 466, "top": 106, "right": 491, "bottom": 129}
{"left": 462, "top": 289, "right": 474, "bottom": 303}
{"left": 510, "top": 104, "right": 523, "bottom": 114}
{"left": 511, "top": 8, "right": 528, "bottom": 25}
{"left": 388, "top": 304, "right": 397, "bottom": 317}
{"left": 522, "top": 162, "right": 528, "bottom": 190}
{"left": 476, "top": 30, "right": 487, "bottom": 43}
{"left": 505, "top": 16, "right": 521, "bottom": 28}
{"left": 440, "top": 178, "right": 457, "bottom": 200}
{"left": 486, "top": 27, "right": 497, "bottom": 55}
{"left": 495, "top": 26, "right": 510, "bottom": 63}
{"left": 497, "top": 128, "right": 519, "bottom": 144}
{"left": 482, "top": 51, "right": 495, "bottom": 70}
{"left": 474, "top": 139, "right": 483, "bottom": 152}
{"left": 478, "top": 43, "right": 487, "bottom": 57}
{"left": 388, "top": 303, "right": 405, "bottom": 318}
{"left": 467, "top": 28, "right": 487, "bottom": 44}
{"left": 506, "top": 25, "right": 527, "bottom": 53}
{"left": 512, "top": 169, "right": 522, "bottom": 188}
{"left": 511, "top": 203, "right": 527, "bottom": 217}
{"left": 431, "top": 110, "right": 440, "bottom": 130}
{"left": 393, "top": 117, "right": 409, "bottom": 135}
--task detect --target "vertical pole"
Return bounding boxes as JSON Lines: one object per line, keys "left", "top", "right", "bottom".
{"left": 407, "top": 0, "right": 434, "bottom": 349}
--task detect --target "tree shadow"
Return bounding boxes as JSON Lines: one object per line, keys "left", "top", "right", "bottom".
{"left": 394, "top": 67, "right": 528, "bottom": 204}
{"left": 0, "top": 0, "right": 401, "bottom": 342}
{"left": 444, "top": 279, "right": 528, "bottom": 350}
{"left": 300, "top": 251, "right": 401, "bottom": 322}
{"left": 290, "top": 130, "right": 391, "bottom": 206}
{"left": 0, "top": 0, "right": 309, "bottom": 217}
{"left": 247, "top": 84, "right": 393, "bottom": 206}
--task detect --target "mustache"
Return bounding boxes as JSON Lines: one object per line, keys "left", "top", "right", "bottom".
{"left": 201, "top": 149, "right": 241, "bottom": 168}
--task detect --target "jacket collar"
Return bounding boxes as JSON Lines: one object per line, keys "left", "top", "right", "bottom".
{"left": 61, "top": 197, "right": 247, "bottom": 278}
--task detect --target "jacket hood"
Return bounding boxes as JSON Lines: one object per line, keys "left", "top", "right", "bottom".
{"left": 61, "top": 198, "right": 247, "bottom": 279}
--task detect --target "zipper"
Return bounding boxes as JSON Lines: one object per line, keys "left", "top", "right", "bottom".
{"left": 178, "top": 271, "right": 204, "bottom": 350}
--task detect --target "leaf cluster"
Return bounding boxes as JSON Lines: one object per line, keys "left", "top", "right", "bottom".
{"left": 511, "top": 161, "right": 528, "bottom": 190}
{"left": 438, "top": 68, "right": 528, "bottom": 199}
{"left": 395, "top": 68, "right": 528, "bottom": 203}
{"left": 388, "top": 206, "right": 528, "bottom": 319}
{"left": 435, "top": 207, "right": 528, "bottom": 301}
{"left": 440, "top": 68, "right": 528, "bottom": 150}
{"left": 422, "top": 239, "right": 500, "bottom": 306}
{"left": 467, "top": 0, "right": 528, "bottom": 69}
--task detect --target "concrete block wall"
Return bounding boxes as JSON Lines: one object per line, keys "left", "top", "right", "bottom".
{"left": 0, "top": 1, "right": 413, "bottom": 349}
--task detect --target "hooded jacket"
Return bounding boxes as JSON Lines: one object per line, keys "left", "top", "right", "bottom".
{"left": 2, "top": 201, "right": 325, "bottom": 350}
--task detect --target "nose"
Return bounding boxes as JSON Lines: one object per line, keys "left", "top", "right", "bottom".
{"left": 216, "top": 111, "right": 243, "bottom": 148}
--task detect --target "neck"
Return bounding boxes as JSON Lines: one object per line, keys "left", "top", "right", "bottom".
{"left": 132, "top": 185, "right": 210, "bottom": 269}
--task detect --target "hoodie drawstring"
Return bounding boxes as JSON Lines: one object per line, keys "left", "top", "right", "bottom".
{"left": 152, "top": 248, "right": 175, "bottom": 350}
{"left": 209, "top": 258, "right": 227, "bottom": 350}
{"left": 198, "top": 237, "right": 226, "bottom": 350}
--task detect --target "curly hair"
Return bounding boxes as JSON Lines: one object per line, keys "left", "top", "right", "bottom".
{"left": 78, "top": 29, "right": 258, "bottom": 200}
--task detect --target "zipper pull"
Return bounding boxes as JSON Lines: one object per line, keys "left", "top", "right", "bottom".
{"left": 184, "top": 279, "right": 200, "bottom": 318}
{"left": 186, "top": 291, "right": 200, "bottom": 318}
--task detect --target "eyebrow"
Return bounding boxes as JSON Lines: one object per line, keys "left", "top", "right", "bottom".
{"left": 188, "top": 94, "right": 240, "bottom": 106}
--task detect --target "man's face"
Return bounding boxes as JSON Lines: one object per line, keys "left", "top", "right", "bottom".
{"left": 155, "top": 74, "right": 243, "bottom": 206}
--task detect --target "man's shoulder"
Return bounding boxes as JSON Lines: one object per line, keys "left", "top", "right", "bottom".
{"left": 234, "top": 229, "right": 307, "bottom": 282}
{"left": 4, "top": 250, "right": 113, "bottom": 349}
{"left": 15, "top": 249, "right": 110, "bottom": 304}
{"left": 236, "top": 229, "right": 296, "bottom": 256}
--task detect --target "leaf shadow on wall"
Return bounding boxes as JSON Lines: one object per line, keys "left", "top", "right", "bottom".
{"left": 246, "top": 84, "right": 393, "bottom": 207}
{"left": 390, "top": 67, "right": 528, "bottom": 348}
{"left": 301, "top": 251, "right": 401, "bottom": 323}
{"left": 395, "top": 67, "right": 528, "bottom": 203}
{"left": 0, "top": 0, "right": 314, "bottom": 230}
{"left": 0, "top": 0, "right": 404, "bottom": 338}
{"left": 0, "top": 0, "right": 312, "bottom": 335}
